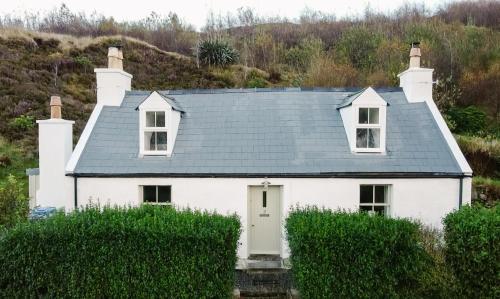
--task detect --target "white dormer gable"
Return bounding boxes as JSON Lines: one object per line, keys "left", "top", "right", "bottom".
{"left": 137, "top": 91, "right": 183, "bottom": 157}
{"left": 338, "top": 87, "right": 387, "bottom": 153}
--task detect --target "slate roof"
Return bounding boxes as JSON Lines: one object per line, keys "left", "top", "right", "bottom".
{"left": 73, "top": 88, "right": 463, "bottom": 177}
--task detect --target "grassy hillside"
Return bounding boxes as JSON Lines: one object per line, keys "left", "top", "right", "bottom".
{"left": 0, "top": 29, "right": 280, "bottom": 153}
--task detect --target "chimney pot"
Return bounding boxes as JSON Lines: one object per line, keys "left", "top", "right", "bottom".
{"left": 50, "top": 96, "right": 62, "bottom": 119}
{"left": 409, "top": 41, "right": 421, "bottom": 68}
{"left": 108, "top": 45, "right": 123, "bottom": 70}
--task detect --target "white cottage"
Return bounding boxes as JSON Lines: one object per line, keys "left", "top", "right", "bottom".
{"left": 30, "top": 43, "right": 472, "bottom": 259}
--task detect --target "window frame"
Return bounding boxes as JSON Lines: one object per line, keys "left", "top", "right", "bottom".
{"left": 359, "top": 184, "right": 391, "bottom": 216}
{"left": 355, "top": 107, "right": 382, "bottom": 152}
{"left": 141, "top": 110, "right": 168, "bottom": 156}
{"left": 141, "top": 185, "right": 172, "bottom": 205}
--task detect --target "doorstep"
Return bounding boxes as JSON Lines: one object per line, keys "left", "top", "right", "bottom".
{"left": 235, "top": 255, "right": 295, "bottom": 298}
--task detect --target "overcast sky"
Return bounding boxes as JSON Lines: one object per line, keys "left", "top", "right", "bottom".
{"left": 2, "top": 0, "right": 449, "bottom": 29}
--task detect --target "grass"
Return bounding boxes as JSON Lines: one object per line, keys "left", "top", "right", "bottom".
{"left": 454, "top": 134, "right": 500, "bottom": 157}
{"left": 473, "top": 176, "right": 500, "bottom": 188}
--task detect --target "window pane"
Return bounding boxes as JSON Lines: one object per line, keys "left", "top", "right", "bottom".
{"left": 157, "top": 186, "right": 171, "bottom": 203}
{"left": 368, "top": 128, "right": 380, "bottom": 148}
{"left": 375, "top": 186, "right": 386, "bottom": 203}
{"left": 263, "top": 191, "right": 267, "bottom": 208}
{"left": 156, "top": 132, "right": 167, "bottom": 151}
{"left": 359, "top": 108, "right": 369, "bottom": 124}
{"left": 356, "top": 129, "right": 368, "bottom": 148}
{"left": 146, "top": 112, "right": 156, "bottom": 127}
{"left": 373, "top": 205, "right": 385, "bottom": 215}
{"left": 156, "top": 111, "right": 165, "bottom": 127}
{"left": 360, "top": 185, "right": 373, "bottom": 203}
{"left": 360, "top": 206, "right": 372, "bottom": 213}
{"left": 369, "top": 108, "right": 379, "bottom": 124}
{"left": 143, "top": 186, "right": 157, "bottom": 203}
{"left": 144, "top": 132, "right": 155, "bottom": 151}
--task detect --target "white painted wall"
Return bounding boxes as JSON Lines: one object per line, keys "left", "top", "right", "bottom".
{"left": 94, "top": 68, "right": 132, "bottom": 106}
{"left": 36, "top": 119, "right": 75, "bottom": 211}
{"left": 28, "top": 174, "right": 39, "bottom": 209}
{"left": 75, "top": 176, "right": 465, "bottom": 258}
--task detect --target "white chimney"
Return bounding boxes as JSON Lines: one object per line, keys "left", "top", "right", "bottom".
{"left": 36, "top": 96, "right": 75, "bottom": 211}
{"left": 397, "top": 42, "right": 434, "bottom": 103}
{"left": 94, "top": 45, "right": 132, "bottom": 106}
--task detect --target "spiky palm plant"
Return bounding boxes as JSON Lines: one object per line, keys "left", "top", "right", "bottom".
{"left": 198, "top": 39, "right": 239, "bottom": 67}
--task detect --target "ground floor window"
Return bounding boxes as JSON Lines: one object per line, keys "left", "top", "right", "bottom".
{"left": 359, "top": 185, "right": 390, "bottom": 215}
{"left": 142, "top": 185, "right": 171, "bottom": 205}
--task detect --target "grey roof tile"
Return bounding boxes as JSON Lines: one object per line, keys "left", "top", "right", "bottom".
{"left": 74, "top": 88, "right": 462, "bottom": 176}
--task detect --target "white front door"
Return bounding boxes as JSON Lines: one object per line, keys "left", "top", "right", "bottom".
{"left": 249, "top": 186, "right": 281, "bottom": 255}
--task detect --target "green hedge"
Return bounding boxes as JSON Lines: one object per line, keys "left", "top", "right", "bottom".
{"left": 444, "top": 205, "right": 500, "bottom": 298}
{"left": 0, "top": 205, "right": 241, "bottom": 298}
{"left": 286, "top": 207, "right": 429, "bottom": 298}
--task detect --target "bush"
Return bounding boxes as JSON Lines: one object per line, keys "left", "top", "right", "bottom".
{"left": 443, "top": 205, "right": 500, "bottom": 299}
{"left": 0, "top": 205, "right": 241, "bottom": 298}
{"left": 198, "top": 39, "right": 239, "bottom": 67}
{"left": 0, "top": 174, "right": 28, "bottom": 228}
{"left": 286, "top": 207, "right": 429, "bottom": 298}
{"left": 446, "top": 106, "right": 487, "bottom": 135}
{"left": 9, "top": 115, "right": 35, "bottom": 130}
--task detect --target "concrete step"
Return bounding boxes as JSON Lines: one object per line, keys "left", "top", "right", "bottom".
{"left": 236, "top": 268, "right": 292, "bottom": 297}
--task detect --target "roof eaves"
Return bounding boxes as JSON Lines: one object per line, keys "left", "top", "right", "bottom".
{"left": 336, "top": 87, "right": 368, "bottom": 109}
{"left": 134, "top": 91, "right": 185, "bottom": 113}
{"left": 157, "top": 93, "right": 185, "bottom": 113}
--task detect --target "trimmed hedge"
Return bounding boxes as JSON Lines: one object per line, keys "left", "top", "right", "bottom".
{"left": 286, "top": 207, "right": 429, "bottom": 298}
{"left": 0, "top": 205, "right": 241, "bottom": 298}
{"left": 444, "top": 205, "right": 500, "bottom": 298}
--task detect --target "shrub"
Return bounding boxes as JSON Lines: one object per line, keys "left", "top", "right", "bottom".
{"left": 9, "top": 115, "right": 35, "bottom": 130}
{"left": 0, "top": 174, "right": 28, "bottom": 228}
{"left": 443, "top": 204, "right": 500, "bottom": 299}
{"left": 446, "top": 106, "right": 487, "bottom": 135}
{"left": 198, "top": 39, "right": 239, "bottom": 67}
{"left": 286, "top": 207, "right": 429, "bottom": 298}
{"left": 0, "top": 205, "right": 241, "bottom": 298}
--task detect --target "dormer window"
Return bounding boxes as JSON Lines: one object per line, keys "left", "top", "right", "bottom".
{"left": 137, "top": 91, "right": 184, "bottom": 157}
{"left": 337, "top": 87, "right": 387, "bottom": 154}
{"left": 356, "top": 108, "right": 381, "bottom": 149}
{"left": 144, "top": 111, "right": 167, "bottom": 153}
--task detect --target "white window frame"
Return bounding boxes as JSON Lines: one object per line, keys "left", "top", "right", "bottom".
{"left": 141, "top": 110, "right": 168, "bottom": 156}
{"left": 140, "top": 185, "right": 172, "bottom": 205}
{"left": 359, "top": 184, "right": 391, "bottom": 216}
{"left": 355, "top": 106, "right": 383, "bottom": 153}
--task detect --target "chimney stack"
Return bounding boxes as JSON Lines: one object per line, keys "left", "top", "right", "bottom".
{"left": 36, "top": 96, "right": 75, "bottom": 211}
{"left": 50, "top": 96, "right": 62, "bottom": 119}
{"left": 409, "top": 42, "right": 421, "bottom": 68}
{"left": 107, "top": 45, "right": 123, "bottom": 70}
{"left": 94, "top": 45, "right": 132, "bottom": 106}
{"left": 397, "top": 42, "right": 433, "bottom": 103}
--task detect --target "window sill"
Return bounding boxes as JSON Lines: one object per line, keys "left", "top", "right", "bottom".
{"left": 353, "top": 148, "right": 384, "bottom": 153}
{"left": 140, "top": 151, "right": 168, "bottom": 156}
{"left": 142, "top": 202, "right": 172, "bottom": 206}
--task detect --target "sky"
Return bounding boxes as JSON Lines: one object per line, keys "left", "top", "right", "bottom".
{"left": 2, "top": 0, "right": 449, "bottom": 30}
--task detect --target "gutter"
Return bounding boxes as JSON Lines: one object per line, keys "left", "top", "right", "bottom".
{"left": 458, "top": 176, "right": 463, "bottom": 208}
{"left": 67, "top": 172, "right": 472, "bottom": 179}
{"left": 74, "top": 176, "right": 78, "bottom": 210}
